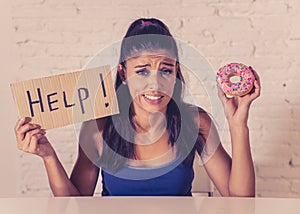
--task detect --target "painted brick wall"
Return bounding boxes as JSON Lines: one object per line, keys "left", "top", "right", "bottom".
{"left": 10, "top": 0, "right": 300, "bottom": 197}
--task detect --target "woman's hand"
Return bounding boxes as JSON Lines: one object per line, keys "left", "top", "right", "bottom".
{"left": 14, "top": 117, "right": 55, "bottom": 159}
{"left": 217, "top": 68, "right": 261, "bottom": 126}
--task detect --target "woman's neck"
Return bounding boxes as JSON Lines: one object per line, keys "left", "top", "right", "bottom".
{"left": 132, "top": 106, "right": 167, "bottom": 132}
{"left": 133, "top": 113, "right": 165, "bottom": 132}
{"left": 133, "top": 112, "right": 167, "bottom": 147}
{"left": 131, "top": 108, "right": 172, "bottom": 161}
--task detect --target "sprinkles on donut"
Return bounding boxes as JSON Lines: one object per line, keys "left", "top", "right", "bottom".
{"left": 216, "top": 62, "right": 255, "bottom": 97}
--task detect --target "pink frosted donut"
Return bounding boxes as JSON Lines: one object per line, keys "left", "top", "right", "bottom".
{"left": 216, "top": 63, "right": 255, "bottom": 97}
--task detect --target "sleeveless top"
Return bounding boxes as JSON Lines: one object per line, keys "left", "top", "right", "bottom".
{"left": 100, "top": 154, "right": 195, "bottom": 196}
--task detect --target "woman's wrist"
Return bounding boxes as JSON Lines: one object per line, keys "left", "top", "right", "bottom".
{"left": 228, "top": 123, "right": 250, "bottom": 142}
{"left": 228, "top": 123, "right": 249, "bottom": 136}
{"left": 42, "top": 152, "right": 58, "bottom": 165}
{"left": 228, "top": 119, "right": 249, "bottom": 129}
{"left": 229, "top": 124, "right": 250, "bottom": 148}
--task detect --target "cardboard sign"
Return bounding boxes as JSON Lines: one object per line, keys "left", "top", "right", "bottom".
{"left": 10, "top": 65, "right": 119, "bottom": 129}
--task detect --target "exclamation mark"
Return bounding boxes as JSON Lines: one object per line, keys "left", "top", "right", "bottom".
{"left": 100, "top": 73, "right": 109, "bottom": 108}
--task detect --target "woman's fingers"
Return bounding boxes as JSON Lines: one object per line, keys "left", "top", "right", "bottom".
{"left": 249, "top": 80, "right": 260, "bottom": 100}
{"left": 217, "top": 85, "right": 228, "bottom": 106}
{"left": 14, "top": 117, "right": 32, "bottom": 130}
{"left": 249, "top": 69, "right": 261, "bottom": 101}
{"left": 19, "top": 128, "right": 45, "bottom": 152}
{"left": 14, "top": 117, "right": 32, "bottom": 141}
{"left": 14, "top": 116, "right": 49, "bottom": 156}
{"left": 14, "top": 117, "right": 26, "bottom": 131}
{"left": 28, "top": 133, "right": 45, "bottom": 154}
{"left": 16, "top": 123, "right": 41, "bottom": 142}
{"left": 250, "top": 67, "right": 261, "bottom": 84}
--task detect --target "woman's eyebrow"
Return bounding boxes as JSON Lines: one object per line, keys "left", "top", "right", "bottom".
{"left": 161, "top": 62, "right": 175, "bottom": 67}
{"left": 134, "top": 62, "right": 174, "bottom": 68}
{"left": 134, "top": 64, "right": 150, "bottom": 68}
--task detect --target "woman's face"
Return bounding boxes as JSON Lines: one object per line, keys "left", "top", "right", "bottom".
{"left": 121, "top": 49, "right": 178, "bottom": 115}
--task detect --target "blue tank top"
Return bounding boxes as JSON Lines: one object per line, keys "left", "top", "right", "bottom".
{"left": 101, "top": 154, "right": 195, "bottom": 196}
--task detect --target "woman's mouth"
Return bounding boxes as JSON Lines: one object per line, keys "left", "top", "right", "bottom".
{"left": 143, "top": 94, "right": 164, "bottom": 104}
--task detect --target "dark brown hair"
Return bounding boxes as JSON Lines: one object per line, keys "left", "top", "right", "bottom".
{"left": 99, "top": 18, "right": 204, "bottom": 172}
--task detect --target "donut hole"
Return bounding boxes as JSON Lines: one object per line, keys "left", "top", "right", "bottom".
{"left": 228, "top": 74, "right": 242, "bottom": 84}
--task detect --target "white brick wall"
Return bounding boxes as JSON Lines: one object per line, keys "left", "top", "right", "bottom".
{"left": 9, "top": 0, "right": 300, "bottom": 197}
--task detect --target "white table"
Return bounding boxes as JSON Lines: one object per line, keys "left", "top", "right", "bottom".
{"left": 0, "top": 196, "right": 299, "bottom": 214}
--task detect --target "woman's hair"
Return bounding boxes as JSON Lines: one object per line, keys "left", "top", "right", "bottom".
{"left": 99, "top": 18, "right": 205, "bottom": 171}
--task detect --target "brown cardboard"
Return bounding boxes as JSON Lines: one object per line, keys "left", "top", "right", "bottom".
{"left": 10, "top": 65, "right": 119, "bottom": 129}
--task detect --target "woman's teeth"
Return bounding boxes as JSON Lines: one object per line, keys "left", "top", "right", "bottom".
{"left": 144, "top": 94, "right": 163, "bottom": 100}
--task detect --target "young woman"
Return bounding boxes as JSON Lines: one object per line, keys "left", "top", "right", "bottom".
{"left": 14, "top": 18, "right": 260, "bottom": 197}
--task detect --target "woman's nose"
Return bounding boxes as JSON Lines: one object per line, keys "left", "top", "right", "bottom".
{"left": 147, "top": 72, "right": 161, "bottom": 89}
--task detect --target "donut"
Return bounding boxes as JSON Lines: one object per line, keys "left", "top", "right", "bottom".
{"left": 216, "top": 63, "right": 255, "bottom": 97}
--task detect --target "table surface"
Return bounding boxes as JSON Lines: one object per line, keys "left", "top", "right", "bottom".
{"left": 0, "top": 196, "right": 300, "bottom": 214}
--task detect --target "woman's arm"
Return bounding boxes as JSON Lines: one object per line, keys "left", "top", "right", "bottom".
{"left": 15, "top": 118, "right": 104, "bottom": 196}
{"left": 199, "top": 69, "right": 260, "bottom": 197}
{"left": 69, "top": 146, "right": 100, "bottom": 196}
{"left": 43, "top": 152, "right": 82, "bottom": 196}
{"left": 196, "top": 112, "right": 232, "bottom": 196}
{"left": 69, "top": 119, "right": 105, "bottom": 196}
{"left": 47, "top": 118, "right": 104, "bottom": 196}
{"left": 199, "top": 109, "right": 255, "bottom": 197}
{"left": 227, "top": 122, "right": 255, "bottom": 196}
{"left": 14, "top": 117, "right": 81, "bottom": 196}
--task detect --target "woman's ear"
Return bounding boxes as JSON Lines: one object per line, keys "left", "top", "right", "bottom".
{"left": 117, "top": 64, "right": 126, "bottom": 82}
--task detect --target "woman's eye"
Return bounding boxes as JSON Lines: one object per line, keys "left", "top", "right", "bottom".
{"left": 136, "top": 69, "right": 149, "bottom": 76}
{"left": 160, "top": 69, "right": 172, "bottom": 75}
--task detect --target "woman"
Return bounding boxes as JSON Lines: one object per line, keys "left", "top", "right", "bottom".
{"left": 14, "top": 18, "right": 260, "bottom": 197}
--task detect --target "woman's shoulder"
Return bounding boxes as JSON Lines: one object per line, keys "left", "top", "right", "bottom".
{"left": 79, "top": 117, "right": 108, "bottom": 160}
{"left": 183, "top": 103, "right": 212, "bottom": 128}
{"left": 184, "top": 104, "right": 221, "bottom": 160}
{"left": 80, "top": 117, "right": 108, "bottom": 132}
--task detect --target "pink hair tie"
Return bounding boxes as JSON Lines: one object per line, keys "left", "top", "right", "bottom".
{"left": 141, "top": 21, "right": 153, "bottom": 27}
